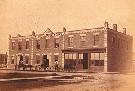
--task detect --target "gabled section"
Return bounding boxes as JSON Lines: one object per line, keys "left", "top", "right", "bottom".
{"left": 44, "top": 28, "right": 53, "bottom": 36}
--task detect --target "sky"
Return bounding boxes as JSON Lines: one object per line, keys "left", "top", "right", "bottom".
{"left": 0, "top": 0, "right": 135, "bottom": 53}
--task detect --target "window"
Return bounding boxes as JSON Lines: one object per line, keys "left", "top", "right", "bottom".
{"left": 91, "top": 53, "right": 100, "bottom": 60}
{"left": 127, "top": 44, "right": 129, "bottom": 50}
{"left": 26, "top": 41, "right": 29, "bottom": 49}
{"left": 68, "top": 37, "right": 73, "bottom": 47}
{"left": 73, "top": 54, "right": 76, "bottom": 59}
{"left": 54, "top": 38, "right": 59, "bottom": 48}
{"left": 64, "top": 53, "right": 76, "bottom": 59}
{"left": 11, "top": 42, "right": 15, "bottom": 50}
{"left": 90, "top": 53, "right": 104, "bottom": 66}
{"left": 65, "top": 54, "right": 69, "bottom": 59}
{"left": 36, "top": 55, "right": 40, "bottom": 64}
{"left": 36, "top": 40, "right": 40, "bottom": 49}
{"left": 118, "top": 38, "right": 120, "bottom": 48}
{"left": 25, "top": 56, "right": 29, "bottom": 64}
{"left": 112, "top": 37, "right": 115, "bottom": 46}
{"left": 80, "top": 36, "right": 86, "bottom": 46}
{"left": 79, "top": 53, "right": 83, "bottom": 59}
{"left": 100, "top": 53, "right": 104, "bottom": 60}
{"left": 54, "top": 55, "right": 59, "bottom": 61}
{"left": 69, "top": 54, "right": 72, "bottom": 59}
{"left": 11, "top": 56, "right": 15, "bottom": 64}
{"left": 45, "top": 39, "right": 50, "bottom": 48}
{"left": 93, "top": 35, "right": 99, "bottom": 46}
{"left": 18, "top": 41, "right": 22, "bottom": 50}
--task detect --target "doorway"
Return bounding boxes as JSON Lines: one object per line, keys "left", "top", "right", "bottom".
{"left": 83, "top": 53, "right": 88, "bottom": 69}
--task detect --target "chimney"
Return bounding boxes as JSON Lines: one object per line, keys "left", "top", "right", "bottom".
{"left": 32, "top": 31, "right": 35, "bottom": 36}
{"left": 63, "top": 27, "right": 66, "bottom": 33}
{"left": 113, "top": 24, "right": 117, "bottom": 31}
{"left": 123, "top": 28, "right": 126, "bottom": 34}
{"left": 104, "top": 21, "right": 109, "bottom": 29}
{"left": 9, "top": 35, "right": 11, "bottom": 38}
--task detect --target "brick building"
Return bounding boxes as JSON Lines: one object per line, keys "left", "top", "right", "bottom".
{"left": 8, "top": 22, "right": 133, "bottom": 72}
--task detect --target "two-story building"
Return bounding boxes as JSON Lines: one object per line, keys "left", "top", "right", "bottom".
{"left": 8, "top": 22, "right": 133, "bottom": 72}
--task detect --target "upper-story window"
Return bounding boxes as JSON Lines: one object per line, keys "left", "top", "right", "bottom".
{"left": 36, "top": 40, "right": 40, "bottom": 49}
{"left": 18, "top": 41, "right": 22, "bottom": 50}
{"left": 25, "top": 41, "right": 29, "bottom": 49}
{"left": 112, "top": 37, "right": 115, "bottom": 44}
{"left": 80, "top": 36, "right": 86, "bottom": 46}
{"left": 45, "top": 39, "right": 50, "bottom": 48}
{"left": 54, "top": 55, "right": 59, "bottom": 61}
{"left": 93, "top": 35, "right": 99, "bottom": 46}
{"left": 11, "top": 42, "right": 15, "bottom": 50}
{"left": 68, "top": 37, "right": 73, "bottom": 47}
{"left": 54, "top": 38, "right": 59, "bottom": 48}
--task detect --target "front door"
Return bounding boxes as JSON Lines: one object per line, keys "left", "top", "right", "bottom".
{"left": 83, "top": 53, "right": 88, "bottom": 69}
{"left": 42, "top": 55, "right": 49, "bottom": 66}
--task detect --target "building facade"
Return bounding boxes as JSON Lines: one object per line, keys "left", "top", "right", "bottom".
{"left": 8, "top": 22, "right": 133, "bottom": 72}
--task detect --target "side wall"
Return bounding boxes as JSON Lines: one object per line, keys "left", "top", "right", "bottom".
{"left": 107, "top": 29, "right": 133, "bottom": 72}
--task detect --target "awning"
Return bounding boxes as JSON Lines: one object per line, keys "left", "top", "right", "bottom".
{"left": 62, "top": 47, "right": 106, "bottom": 53}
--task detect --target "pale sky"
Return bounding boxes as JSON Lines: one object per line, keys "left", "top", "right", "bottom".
{"left": 0, "top": 0, "right": 135, "bottom": 53}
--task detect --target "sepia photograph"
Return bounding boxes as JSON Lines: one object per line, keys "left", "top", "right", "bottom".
{"left": 0, "top": 0, "right": 135, "bottom": 91}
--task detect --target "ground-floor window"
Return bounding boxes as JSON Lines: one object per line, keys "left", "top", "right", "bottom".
{"left": 11, "top": 56, "right": 15, "bottom": 64}
{"left": 91, "top": 53, "right": 104, "bottom": 66}
{"left": 91, "top": 60, "right": 104, "bottom": 66}
{"left": 36, "top": 55, "right": 40, "bottom": 64}
{"left": 78, "top": 53, "right": 83, "bottom": 59}
{"left": 64, "top": 53, "right": 76, "bottom": 60}
{"left": 64, "top": 60, "right": 76, "bottom": 68}
{"left": 25, "top": 56, "right": 29, "bottom": 64}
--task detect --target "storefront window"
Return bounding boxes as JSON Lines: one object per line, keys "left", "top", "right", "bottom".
{"left": 79, "top": 53, "right": 83, "bottom": 59}
{"left": 69, "top": 54, "right": 72, "bottom": 59}
{"left": 65, "top": 54, "right": 69, "bottom": 59}
{"left": 100, "top": 53, "right": 104, "bottom": 60}
{"left": 73, "top": 54, "right": 76, "bottom": 59}
{"left": 64, "top": 53, "right": 76, "bottom": 60}
{"left": 91, "top": 53, "right": 104, "bottom": 66}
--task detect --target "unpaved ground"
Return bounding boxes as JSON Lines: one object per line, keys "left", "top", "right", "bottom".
{"left": 23, "top": 74, "right": 135, "bottom": 91}
{"left": 0, "top": 70, "right": 135, "bottom": 91}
